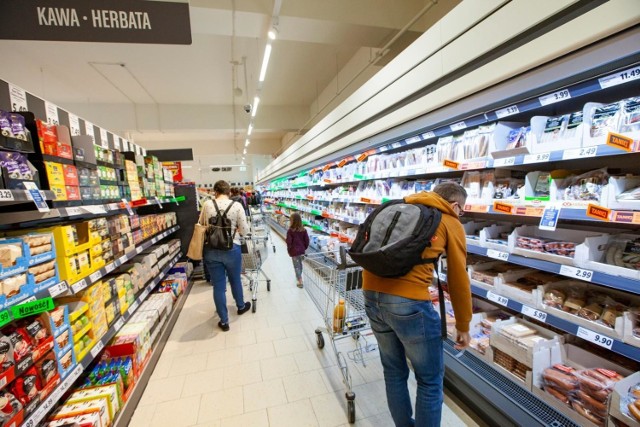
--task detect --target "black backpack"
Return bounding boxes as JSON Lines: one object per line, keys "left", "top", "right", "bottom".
{"left": 206, "top": 200, "right": 237, "bottom": 251}
{"left": 348, "top": 199, "right": 448, "bottom": 338}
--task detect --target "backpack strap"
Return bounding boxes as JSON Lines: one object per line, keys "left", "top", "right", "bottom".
{"left": 429, "top": 257, "right": 447, "bottom": 340}
{"left": 223, "top": 200, "right": 238, "bottom": 241}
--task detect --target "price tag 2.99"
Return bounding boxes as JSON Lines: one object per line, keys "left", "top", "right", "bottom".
{"left": 486, "top": 291, "right": 509, "bottom": 307}
{"left": 577, "top": 327, "right": 614, "bottom": 349}
{"left": 521, "top": 305, "right": 547, "bottom": 323}
{"left": 559, "top": 265, "right": 593, "bottom": 282}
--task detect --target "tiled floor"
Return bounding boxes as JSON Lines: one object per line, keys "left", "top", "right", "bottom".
{"left": 129, "top": 235, "right": 483, "bottom": 427}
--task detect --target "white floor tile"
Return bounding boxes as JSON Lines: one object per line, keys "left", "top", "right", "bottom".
{"left": 132, "top": 233, "right": 481, "bottom": 427}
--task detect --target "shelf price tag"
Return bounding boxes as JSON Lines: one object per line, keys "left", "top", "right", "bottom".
{"left": 539, "top": 203, "right": 561, "bottom": 231}
{"left": 539, "top": 89, "right": 571, "bottom": 106}
{"left": 90, "top": 340, "right": 105, "bottom": 358}
{"left": 68, "top": 114, "right": 81, "bottom": 136}
{"left": 118, "top": 255, "right": 128, "bottom": 265}
{"left": 136, "top": 247, "right": 143, "bottom": 254}
{"left": 23, "top": 182, "right": 50, "bottom": 212}
{"left": 154, "top": 197, "right": 163, "bottom": 209}
{"left": 121, "top": 198, "right": 134, "bottom": 215}
{"left": 105, "top": 263, "right": 115, "bottom": 274}
{"left": 128, "top": 301, "right": 139, "bottom": 314}
{"left": 89, "top": 271, "right": 102, "bottom": 283}
{"left": 562, "top": 146, "right": 597, "bottom": 160}
{"left": 577, "top": 327, "right": 614, "bottom": 349}
{"left": 141, "top": 289, "right": 150, "bottom": 300}
{"left": 559, "top": 265, "right": 594, "bottom": 282}
{"left": 493, "top": 157, "right": 515, "bottom": 167}
{"left": 8, "top": 83, "right": 28, "bottom": 112}
{"left": 486, "top": 249, "right": 509, "bottom": 261}
{"left": 421, "top": 131, "right": 436, "bottom": 140}
{"left": 0, "top": 189, "right": 14, "bottom": 202}
{"left": 450, "top": 121, "right": 466, "bottom": 132}
{"left": 71, "top": 279, "right": 88, "bottom": 294}
{"left": 356, "top": 152, "right": 369, "bottom": 162}
{"left": 521, "top": 305, "right": 547, "bottom": 322}
{"left": 113, "top": 318, "right": 125, "bottom": 331}
{"left": 523, "top": 152, "right": 551, "bottom": 164}
{"left": 495, "top": 105, "right": 519, "bottom": 119}
{"left": 486, "top": 291, "right": 509, "bottom": 306}
{"left": 599, "top": 65, "right": 640, "bottom": 89}
{"left": 48, "top": 281, "right": 68, "bottom": 298}
{"left": 606, "top": 132, "right": 634, "bottom": 152}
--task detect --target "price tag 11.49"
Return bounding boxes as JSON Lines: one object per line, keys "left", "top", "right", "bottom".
{"left": 559, "top": 265, "right": 594, "bottom": 282}
{"left": 521, "top": 305, "right": 547, "bottom": 323}
{"left": 486, "top": 291, "right": 509, "bottom": 307}
{"left": 577, "top": 327, "right": 614, "bottom": 349}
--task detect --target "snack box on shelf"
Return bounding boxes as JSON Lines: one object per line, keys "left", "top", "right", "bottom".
{"left": 582, "top": 101, "right": 640, "bottom": 149}
{"left": 508, "top": 225, "right": 610, "bottom": 266}
{"left": 43, "top": 305, "right": 70, "bottom": 338}
{"left": 622, "top": 311, "right": 640, "bottom": 348}
{"left": 50, "top": 397, "right": 111, "bottom": 427}
{"left": 57, "top": 347, "right": 76, "bottom": 379}
{"left": 490, "top": 317, "right": 564, "bottom": 368}
{"left": 479, "top": 224, "right": 515, "bottom": 251}
{"left": 47, "top": 410, "right": 102, "bottom": 427}
{"left": 0, "top": 392, "right": 24, "bottom": 426}
{"left": 56, "top": 250, "right": 93, "bottom": 283}
{"left": 529, "top": 113, "right": 584, "bottom": 154}
{"left": 495, "top": 270, "right": 564, "bottom": 306}
{"left": 52, "top": 326, "right": 72, "bottom": 360}
{"left": 536, "top": 280, "right": 636, "bottom": 341}
{"left": 531, "top": 343, "right": 633, "bottom": 427}
{"left": 0, "top": 238, "right": 30, "bottom": 279}
{"left": 33, "top": 351, "right": 60, "bottom": 391}
{"left": 49, "top": 223, "right": 92, "bottom": 257}
{"left": 609, "top": 371, "right": 640, "bottom": 427}
{"left": 71, "top": 135, "right": 98, "bottom": 166}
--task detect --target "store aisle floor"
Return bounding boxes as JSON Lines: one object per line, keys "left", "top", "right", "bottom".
{"left": 129, "top": 234, "right": 483, "bottom": 427}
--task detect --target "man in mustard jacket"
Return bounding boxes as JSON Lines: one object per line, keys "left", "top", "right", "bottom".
{"left": 363, "top": 181, "right": 472, "bottom": 427}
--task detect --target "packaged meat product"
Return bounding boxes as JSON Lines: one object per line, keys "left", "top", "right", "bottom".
{"left": 571, "top": 399, "right": 605, "bottom": 426}
{"left": 561, "top": 168, "right": 609, "bottom": 202}
{"left": 577, "top": 303, "right": 604, "bottom": 322}
{"left": 499, "top": 323, "right": 537, "bottom": 341}
{"left": 574, "top": 368, "right": 624, "bottom": 403}
{"left": 562, "top": 288, "right": 586, "bottom": 314}
{"left": 620, "top": 97, "right": 640, "bottom": 133}
{"left": 598, "top": 298, "right": 626, "bottom": 329}
{"left": 590, "top": 102, "right": 621, "bottom": 137}
{"left": 543, "top": 365, "right": 578, "bottom": 392}
{"left": 543, "top": 288, "right": 566, "bottom": 308}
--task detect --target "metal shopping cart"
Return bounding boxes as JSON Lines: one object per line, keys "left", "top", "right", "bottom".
{"left": 302, "top": 247, "right": 376, "bottom": 424}
{"left": 241, "top": 235, "right": 271, "bottom": 312}
{"left": 248, "top": 205, "right": 276, "bottom": 253}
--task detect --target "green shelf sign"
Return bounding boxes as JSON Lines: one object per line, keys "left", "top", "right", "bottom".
{"left": 11, "top": 297, "right": 55, "bottom": 319}
{"left": 0, "top": 310, "right": 11, "bottom": 328}
{"left": 354, "top": 174, "right": 365, "bottom": 180}
{"left": 381, "top": 197, "right": 390, "bottom": 204}
{"left": 310, "top": 209, "right": 321, "bottom": 215}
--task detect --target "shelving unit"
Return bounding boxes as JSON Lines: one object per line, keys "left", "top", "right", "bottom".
{"left": 261, "top": 37, "right": 640, "bottom": 426}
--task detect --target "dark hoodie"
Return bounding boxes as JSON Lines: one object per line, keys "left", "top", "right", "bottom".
{"left": 362, "top": 191, "right": 472, "bottom": 332}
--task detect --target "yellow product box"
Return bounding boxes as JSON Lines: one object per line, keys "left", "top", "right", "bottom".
{"left": 47, "top": 412, "right": 102, "bottom": 427}
{"left": 51, "top": 223, "right": 91, "bottom": 257}
{"left": 57, "top": 253, "right": 92, "bottom": 283}
{"left": 104, "top": 301, "right": 116, "bottom": 324}
{"left": 67, "top": 384, "right": 122, "bottom": 420}
{"left": 52, "top": 392, "right": 111, "bottom": 426}
{"left": 45, "top": 161, "right": 66, "bottom": 186}
{"left": 50, "top": 184, "right": 68, "bottom": 201}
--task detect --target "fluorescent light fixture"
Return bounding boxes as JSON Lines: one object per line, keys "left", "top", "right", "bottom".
{"left": 243, "top": 148, "right": 247, "bottom": 154}
{"left": 245, "top": 139, "right": 250, "bottom": 146}
{"left": 259, "top": 44, "right": 272, "bottom": 82}
{"left": 247, "top": 124, "right": 253, "bottom": 135}
{"left": 251, "top": 96, "right": 260, "bottom": 117}
{"left": 268, "top": 29, "right": 277, "bottom": 40}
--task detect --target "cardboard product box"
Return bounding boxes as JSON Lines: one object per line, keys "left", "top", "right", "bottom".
{"left": 496, "top": 270, "right": 564, "bottom": 306}
{"left": 63, "top": 164, "right": 79, "bottom": 186}
{"left": 44, "top": 304, "right": 70, "bottom": 337}
{"left": 57, "top": 347, "right": 76, "bottom": 379}
{"left": 67, "top": 384, "right": 121, "bottom": 422}
{"left": 34, "top": 350, "right": 58, "bottom": 386}
{"left": 52, "top": 326, "right": 72, "bottom": 360}
{"left": 490, "top": 317, "right": 563, "bottom": 368}
{"left": 47, "top": 411, "right": 102, "bottom": 427}
{"left": 609, "top": 371, "right": 640, "bottom": 427}
{"left": 51, "top": 397, "right": 110, "bottom": 427}
{"left": 49, "top": 184, "right": 67, "bottom": 201}
{"left": 44, "top": 162, "right": 65, "bottom": 186}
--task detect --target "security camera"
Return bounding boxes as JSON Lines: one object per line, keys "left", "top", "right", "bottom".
{"left": 244, "top": 104, "right": 252, "bottom": 113}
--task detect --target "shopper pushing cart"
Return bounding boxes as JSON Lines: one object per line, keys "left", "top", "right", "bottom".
{"left": 302, "top": 247, "right": 376, "bottom": 424}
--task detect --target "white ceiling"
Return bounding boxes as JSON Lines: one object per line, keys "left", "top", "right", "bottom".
{"left": 0, "top": 0, "right": 459, "bottom": 152}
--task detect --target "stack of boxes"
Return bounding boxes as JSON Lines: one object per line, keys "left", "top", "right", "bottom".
{"left": 45, "top": 306, "right": 75, "bottom": 379}
{"left": 51, "top": 222, "right": 93, "bottom": 284}
{"left": 124, "top": 159, "right": 143, "bottom": 201}
{"left": 96, "top": 146, "right": 120, "bottom": 202}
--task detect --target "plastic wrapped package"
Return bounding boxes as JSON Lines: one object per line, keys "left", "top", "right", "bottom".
{"left": 590, "top": 102, "right": 622, "bottom": 137}
{"left": 561, "top": 168, "right": 609, "bottom": 202}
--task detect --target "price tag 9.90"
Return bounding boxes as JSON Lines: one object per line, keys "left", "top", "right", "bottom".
{"left": 577, "top": 327, "right": 614, "bottom": 349}
{"left": 559, "top": 265, "right": 593, "bottom": 282}
{"left": 521, "top": 305, "right": 547, "bottom": 323}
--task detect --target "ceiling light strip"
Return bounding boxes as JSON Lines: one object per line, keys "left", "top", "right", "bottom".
{"left": 259, "top": 44, "right": 272, "bottom": 82}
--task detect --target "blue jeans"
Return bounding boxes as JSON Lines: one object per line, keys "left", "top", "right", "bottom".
{"left": 291, "top": 255, "right": 303, "bottom": 281}
{"left": 364, "top": 291, "right": 443, "bottom": 427}
{"left": 204, "top": 244, "right": 245, "bottom": 324}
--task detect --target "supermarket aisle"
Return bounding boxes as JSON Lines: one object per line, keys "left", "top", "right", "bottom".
{"left": 129, "top": 234, "right": 482, "bottom": 427}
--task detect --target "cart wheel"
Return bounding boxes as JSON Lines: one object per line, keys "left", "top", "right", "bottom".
{"left": 347, "top": 399, "right": 356, "bottom": 423}
{"left": 273, "top": 245, "right": 276, "bottom": 253}
{"left": 252, "top": 301, "right": 257, "bottom": 313}
{"left": 267, "top": 280, "right": 271, "bottom": 291}
{"left": 315, "top": 331, "right": 325, "bottom": 349}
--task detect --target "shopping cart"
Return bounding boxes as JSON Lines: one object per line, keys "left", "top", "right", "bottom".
{"left": 241, "top": 235, "right": 271, "bottom": 312}
{"left": 248, "top": 205, "right": 276, "bottom": 253}
{"left": 302, "top": 247, "right": 376, "bottom": 424}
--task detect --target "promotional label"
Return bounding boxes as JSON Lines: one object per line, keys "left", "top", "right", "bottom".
{"left": 23, "top": 181, "right": 50, "bottom": 212}
{"left": 443, "top": 159, "right": 459, "bottom": 169}
{"left": 493, "top": 201, "right": 513, "bottom": 214}
{"left": 0, "top": 0, "right": 192, "bottom": 45}
{"left": 586, "top": 204, "right": 611, "bottom": 221}
{"left": 338, "top": 159, "right": 348, "bottom": 168}
{"left": 322, "top": 164, "right": 331, "bottom": 172}
{"left": 11, "top": 297, "right": 54, "bottom": 319}
{"left": 0, "top": 310, "right": 11, "bottom": 328}
{"left": 357, "top": 152, "right": 370, "bottom": 162}
{"left": 539, "top": 203, "right": 561, "bottom": 231}
{"left": 45, "top": 102, "right": 59, "bottom": 125}
{"left": 606, "top": 132, "right": 634, "bottom": 152}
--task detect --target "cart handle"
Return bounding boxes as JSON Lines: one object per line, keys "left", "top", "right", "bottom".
{"left": 338, "top": 246, "right": 361, "bottom": 270}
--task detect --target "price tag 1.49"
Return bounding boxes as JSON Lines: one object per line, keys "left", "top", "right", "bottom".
{"left": 577, "top": 327, "right": 614, "bottom": 349}
{"left": 559, "top": 265, "right": 594, "bottom": 282}
{"left": 486, "top": 291, "right": 509, "bottom": 307}
{"left": 521, "top": 305, "right": 547, "bottom": 323}
{"left": 487, "top": 249, "right": 509, "bottom": 261}
{"left": 493, "top": 157, "right": 515, "bottom": 167}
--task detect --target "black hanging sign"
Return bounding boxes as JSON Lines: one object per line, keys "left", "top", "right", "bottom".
{"left": 0, "top": 0, "right": 192, "bottom": 45}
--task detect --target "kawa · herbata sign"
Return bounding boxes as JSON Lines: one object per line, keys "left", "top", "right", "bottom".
{"left": 0, "top": 0, "right": 191, "bottom": 44}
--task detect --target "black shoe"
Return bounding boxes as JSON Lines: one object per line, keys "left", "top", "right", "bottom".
{"left": 218, "top": 321, "right": 230, "bottom": 332}
{"left": 237, "top": 302, "right": 251, "bottom": 315}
